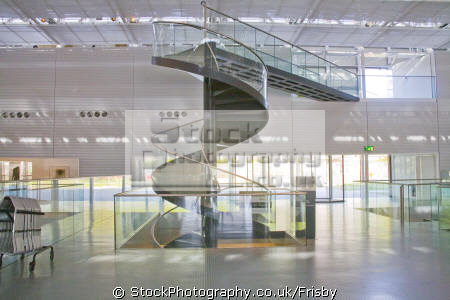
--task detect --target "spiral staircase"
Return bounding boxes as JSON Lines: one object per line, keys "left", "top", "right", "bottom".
{"left": 122, "top": 3, "right": 359, "bottom": 249}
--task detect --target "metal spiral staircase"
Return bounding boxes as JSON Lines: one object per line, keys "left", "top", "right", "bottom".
{"left": 123, "top": 3, "right": 359, "bottom": 249}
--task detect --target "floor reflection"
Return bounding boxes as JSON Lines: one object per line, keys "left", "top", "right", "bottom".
{"left": 1, "top": 198, "right": 450, "bottom": 300}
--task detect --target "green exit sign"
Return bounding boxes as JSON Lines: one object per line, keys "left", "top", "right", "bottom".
{"left": 364, "top": 146, "right": 375, "bottom": 152}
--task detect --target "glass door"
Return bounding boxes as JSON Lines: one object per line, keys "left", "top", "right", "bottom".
{"left": 315, "top": 155, "right": 330, "bottom": 199}
{"left": 344, "top": 155, "right": 362, "bottom": 199}
{"left": 331, "top": 155, "right": 344, "bottom": 201}
{"left": 368, "top": 154, "right": 389, "bottom": 180}
{"left": 252, "top": 154, "right": 269, "bottom": 186}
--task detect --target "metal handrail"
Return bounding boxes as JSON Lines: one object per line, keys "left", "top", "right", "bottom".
{"left": 200, "top": 1, "right": 358, "bottom": 76}
{"left": 149, "top": 119, "right": 270, "bottom": 191}
{"left": 151, "top": 22, "right": 271, "bottom": 245}
{"left": 354, "top": 180, "right": 444, "bottom": 186}
{"left": 0, "top": 174, "right": 129, "bottom": 184}
{"left": 151, "top": 203, "right": 179, "bottom": 248}
{"left": 115, "top": 191, "right": 306, "bottom": 197}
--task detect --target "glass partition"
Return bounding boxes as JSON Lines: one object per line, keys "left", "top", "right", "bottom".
{"left": 0, "top": 179, "right": 84, "bottom": 268}
{"left": 356, "top": 181, "right": 404, "bottom": 220}
{"left": 356, "top": 180, "right": 448, "bottom": 228}
{"left": 0, "top": 175, "right": 131, "bottom": 246}
{"left": 404, "top": 183, "right": 440, "bottom": 223}
{"left": 439, "top": 185, "right": 450, "bottom": 230}
{"left": 331, "top": 155, "right": 344, "bottom": 201}
{"left": 114, "top": 188, "right": 305, "bottom": 249}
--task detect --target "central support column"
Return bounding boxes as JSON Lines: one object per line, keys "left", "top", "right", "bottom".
{"left": 201, "top": 41, "right": 218, "bottom": 248}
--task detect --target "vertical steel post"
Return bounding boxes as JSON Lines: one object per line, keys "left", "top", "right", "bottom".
{"left": 89, "top": 177, "right": 94, "bottom": 205}
{"left": 202, "top": 1, "right": 207, "bottom": 38}
{"left": 400, "top": 184, "right": 404, "bottom": 225}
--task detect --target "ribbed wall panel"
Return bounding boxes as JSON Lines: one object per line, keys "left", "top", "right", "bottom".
{"left": 435, "top": 51, "right": 450, "bottom": 172}
{"left": 0, "top": 48, "right": 449, "bottom": 176}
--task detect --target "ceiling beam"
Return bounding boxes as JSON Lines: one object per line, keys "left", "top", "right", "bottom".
{"left": 291, "top": 0, "right": 324, "bottom": 45}
{"left": 364, "top": 1, "right": 421, "bottom": 47}
{"left": 437, "top": 37, "right": 450, "bottom": 48}
{"left": 3, "top": 24, "right": 27, "bottom": 44}
{"left": 42, "top": 0, "right": 85, "bottom": 45}
{"left": 107, "top": 0, "right": 138, "bottom": 44}
{"left": 2, "top": 0, "right": 61, "bottom": 44}
{"left": 265, "top": 0, "right": 286, "bottom": 43}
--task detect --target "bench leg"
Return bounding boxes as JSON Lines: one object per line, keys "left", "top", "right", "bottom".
{"left": 29, "top": 252, "right": 38, "bottom": 272}
{"left": 28, "top": 246, "right": 54, "bottom": 272}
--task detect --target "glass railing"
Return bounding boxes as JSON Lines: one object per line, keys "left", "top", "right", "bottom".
{"left": 117, "top": 111, "right": 306, "bottom": 249}
{"left": 153, "top": 22, "right": 267, "bottom": 102}
{"left": 354, "top": 181, "right": 404, "bottom": 220}
{"left": 439, "top": 184, "right": 450, "bottom": 230}
{"left": 114, "top": 186, "right": 306, "bottom": 249}
{"left": 355, "top": 180, "right": 448, "bottom": 227}
{"left": 201, "top": 2, "right": 359, "bottom": 97}
{"left": 0, "top": 175, "right": 131, "bottom": 268}
{"left": 0, "top": 180, "right": 85, "bottom": 244}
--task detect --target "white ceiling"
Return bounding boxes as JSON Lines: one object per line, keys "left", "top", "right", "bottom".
{"left": 0, "top": 0, "right": 449, "bottom": 48}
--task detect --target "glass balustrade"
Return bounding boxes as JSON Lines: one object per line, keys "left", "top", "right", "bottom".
{"left": 114, "top": 187, "right": 305, "bottom": 249}
{"left": 153, "top": 22, "right": 267, "bottom": 101}
{"left": 0, "top": 175, "right": 130, "bottom": 261}
{"left": 355, "top": 181, "right": 404, "bottom": 220}
{"left": 355, "top": 179, "right": 448, "bottom": 229}
{"left": 439, "top": 184, "right": 450, "bottom": 230}
{"left": 201, "top": 2, "right": 359, "bottom": 97}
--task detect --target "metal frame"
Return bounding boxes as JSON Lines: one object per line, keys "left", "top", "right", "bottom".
{"left": 0, "top": 202, "right": 54, "bottom": 271}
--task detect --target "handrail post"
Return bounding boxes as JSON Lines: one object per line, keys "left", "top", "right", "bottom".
{"left": 202, "top": 0, "right": 207, "bottom": 39}
{"left": 400, "top": 184, "right": 404, "bottom": 226}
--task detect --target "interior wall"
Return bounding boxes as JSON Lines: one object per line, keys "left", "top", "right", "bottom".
{"left": 0, "top": 47, "right": 203, "bottom": 177}
{"left": 435, "top": 51, "right": 450, "bottom": 177}
{"left": 0, "top": 47, "right": 448, "bottom": 177}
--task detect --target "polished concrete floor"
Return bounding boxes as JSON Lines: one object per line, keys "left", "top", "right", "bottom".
{"left": 1, "top": 201, "right": 450, "bottom": 299}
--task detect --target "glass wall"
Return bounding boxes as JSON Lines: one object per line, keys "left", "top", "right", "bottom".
{"left": 0, "top": 161, "right": 32, "bottom": 181}
{"left": 344, "top": 155, "right": 362, "bottom": 199}
{"left": 305, "top": 46, "right": 436, "bottom": 99}
{"left": 143, "top": 152, "right": 438, "bottom": 202}
{"left": 362, "top": 49, "right": 435, "bottom": 99}
{"left": 331, "top": 155, "right": 344, "bottom": 201}
{"left": 391, "top": 153, "right": 438, "bottom": 181}
{"left": 368, "top": 154, "right": 390, "bottom": 181}
{"left": 315, "top": 155, "right": 330, "bottom": 199}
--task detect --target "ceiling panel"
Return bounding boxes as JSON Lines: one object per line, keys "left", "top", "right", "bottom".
{"left": 0, "top": 0, "right": 448, "bottom": 49}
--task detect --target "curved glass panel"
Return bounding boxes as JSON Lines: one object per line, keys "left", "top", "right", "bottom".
{"left": 153, "top": 22, "right": 267, "bottom": 102}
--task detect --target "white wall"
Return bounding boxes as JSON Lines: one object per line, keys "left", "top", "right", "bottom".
{"left": 0, "top": 47, "right": 449, "bottom": 176}
{"left": 0, "top": 47, "right": 202, "bottom": 176}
